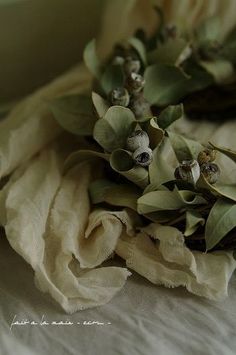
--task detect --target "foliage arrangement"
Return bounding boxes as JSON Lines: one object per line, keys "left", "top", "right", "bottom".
{"left": 50, "top": 12, "right": 236, "bottom": 253}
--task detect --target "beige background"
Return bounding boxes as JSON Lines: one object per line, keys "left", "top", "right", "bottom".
{"left": 0, "top": 0, "right": 104, "bottom": 102}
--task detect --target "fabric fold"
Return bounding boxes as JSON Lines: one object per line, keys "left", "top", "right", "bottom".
{"left": 116, "top": 223, "right": 236, "bottom": 301}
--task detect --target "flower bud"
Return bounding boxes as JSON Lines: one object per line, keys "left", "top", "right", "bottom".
{"left": 200, "top": 162, "right": 220, "bottom": 184}
{"left": 129, "top": 93, "right": 151, "bottom": 118}
{"left": 123, "top": 56, "right": 141, "bottom": 75}
{"left": 175, "top": 159, "right": 200, "bottom": 185}
{"left": 127, "top": 130, "right": 150, "bottom": 151}
{"left": 126, "top": 73, "right": 145, "bottom": 93}
{"left": 197, "top": 148, "right": 216, "bottom": 165}
{"left": 110, "top": 87, "right": 130, "bottom": 107}
{"left": 133, "top": 147, "right": 153, "bottom": 167}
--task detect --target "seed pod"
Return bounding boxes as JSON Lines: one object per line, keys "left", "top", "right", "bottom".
{"left": 200, "top": 162, "right": 220, "bottom": 184}
{"left": 175, "top": 159, "right": 200, "bottom": 185}
{"left": 197, "top": 148, "right": 216, "bottom": 165}
{"left": 133, "top": 147, "right": 153, "bottom": 167}
{"left": 127, "top": 129, "right": 150, "bottom": 151}
{"left": 129, "top": 93, "right": 151, "bottom": 118}
{"left": 110, "top": 87, "right": 130, "bottom": 107}
{"left": 123, "top": 56, "right": 141, "bottom": 75}
{"left": 112, "top": 55, "right": 125, "bottom": 66}
{"left": 126, "top": 72, "right": 145, "bottom": 94}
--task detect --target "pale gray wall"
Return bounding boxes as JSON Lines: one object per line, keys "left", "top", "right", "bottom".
{"left": 0, "top": 0, "right": 105, "bottom": 102}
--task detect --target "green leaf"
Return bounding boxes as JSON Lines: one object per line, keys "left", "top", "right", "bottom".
{"left": 144, "top": 64, "right": 189, "bottom": 106}
{"left": 110, "top": 149, "right": 149, "bottom": 188}
{"left": 144, "top": 210, "right": 181, "bottom": 223}
{"left": 220, "top": 27, "right": 236, "bottom": 63}
{"left": 129, "top": 37, "right": 147, "bottom": 65}
{"left": 147, "top": 118, "right": 164, "bottom": 148}
{"left": 50, "top": 94, "right": 97, "bottom": 135}
{"left": 195, "top": 17, "right": 220, "bottom": 46}
{"left": 104, "top": 184, "right": 141, "bottom": 210}
{"left": 184, "top": 210, "right": 205, "bottom": 237}
{"left": 149, "top": 143, "right": 174, "bottom": 186}
{"left": 63, "top": 149, "right": 109, "bottom": 173}
{"left": 199, "top": 59, "right": 234, "bottom": 84}
{"left": 83, "top": 39, "right": 101, "bottom": 79}
{"left": 89, "top": 179, "right": 117, "bottom": 204}
{"left": 209, "top": 142, "right": 236, "bottom": 163}
{"left": 93, "top": 106, "right": 135, "bottom": 152}
{"left": 137, "top": 189, "right": 207, "bottom": 214}
{"left": 147, "top": 38, "right": 189, "bottom": 66}
{"left": 167, "top": 131, "right": 203, "bottom": 162}
{"left": 92, "top": 92, "right": 110, "bottom": 118}
{"left": 156, "top": 104, "right": 184, "bottom": 130}
{"left": 205, "top": 198, "right": 236, "bottom": 250}
{"left": 101, "top": 64, "right": 125, "bottom": 95}
{"left": 198, "top": 174, "right": 236, "bottom": 202}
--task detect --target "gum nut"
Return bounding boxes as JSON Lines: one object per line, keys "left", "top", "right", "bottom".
{"left": 124, "top": 56, "right": 141, "bottom": 75}
{"left": 200, "top": 163, "right": 220, "bottom": 184}
{"left": 126, "top": 130, "right": 150, "bottom": 151}
{"left": 133, "top": 147, "right": 153, "bottom": 167}
{"left": 110, "top": 87, "right": 130, "bottom": 107}
{"left": 126, "top": 73, "right": 145, "bottom": 93}
{"left": 197, "top": 148, "right": 216, "bottom": 165}
{"left": 130, "top": 94, "right": 151, "bottom": 118}
{"left": 112, "top": 55, "right": 125, "bottom": 66}
{"left": 178, "top": 159, "right": 200, "bottom": 184}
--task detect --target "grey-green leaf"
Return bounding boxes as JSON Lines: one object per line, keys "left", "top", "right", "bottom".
{"left": 64, "top": 149, "right": 109, "bottom": 173}
{"left": 149, "top": 143, "right": 174, "bottom": 186}
{"left": 144, "top": 63, "right": 189, "bottom": 106}
{"left": 137, "top": 189, "right": 207, "bottom": 214}
{"left": 198, "top": 173, "right": 236, "bottom": 202}
{"left": 209, "top": 142, "right": 236, "bottom": 163}
{"left": 92, "top": 92, "right": 110, "bottom": 118}
{"left": 93, "top": 106, "right": 135, "bottom": 152}
{"left": 157, "top": 104, "right": 184, "bottom": 130}
{"left": 50, "top": 94, "right": 97, "bottom": 135}
{"left": 83, "top": 39, "right": 101, "bottom": 79}
{"left": 101, "top": 64, "right": 125, "bottom": 95}
{"left": 129, "top": 37, "right": 147, "bottom": 65}
{"left": 167, "top": 131, "right": 203, "bottom": 162}
{"left": 110, "top": 149, "right": 149, "bottom": 188}
{"left": 205, "top": 198, "right": 236, "bottom": 250}
{"left": 184, "top": 210, "right": 205, "bottom": 237}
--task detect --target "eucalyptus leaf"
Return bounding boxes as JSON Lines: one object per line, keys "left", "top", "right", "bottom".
{"left": 101, "top": 64, "right": 125, "bottom": 95}
{"left": 147, "top": 118, "right": 164, "bottom": 148}
{"left": 144, "top": 63, "right": 189, "bottom": 106}
{"left": 64, "top": 149, "right": 109, "bottom": 173}
{"left": 50, "top": 94, "right": 97, "bottom": 136}
{"left": 137, "top": 189, "right": 207, "bottom": 214}
{"left": 209, "top": 142, "right": 236, "bottom": 163}
{"left": 184, "top": 210, "right": 205, "bottom": 237}
{"left": 197, "top": 174, "right": 236, "bottom": 202}
{"left": 83, "top": 39, "right": 101, "bottom": 79}
{"left": 92, "top": 92, "right": 110, "bottom": 118}
{"left": 205, "top": 198, "right": 236, "bottom": 250}
{"left": 110, "top": 149, "right": 149, "bottom": 188}
{"left": 147, "top": 38, "right": 189, "bottom": 66}
{"left": 195, "top": 17, "right": 220, "bottom": 46}
{"left": 167, "top": 131, "right": 203, "bottom": 162}
{"left": 144, "top": 210, "right": 181, "bottom": 223}
{"left": 220, "top": 27, "right": 236, "bottom": 63}
{"left": 104, "top": 184, "right": 141, "bottom": 211}
{"left": 93, "top": 106, "right": 135, "bottom": 152}
{"left": 129, "top": 37, "right": 147, "bottom": 65}
{"left": 157, "top": 104, "right": 184, "bottom": 130}
{"left": 199, "top": 59, "right": 234, "bottom": 84}
{"left": 89, "top": 179, "right": 117, "bottom": 204}
{"left": 149, "top": 144, "right": 174, "bottom": 186}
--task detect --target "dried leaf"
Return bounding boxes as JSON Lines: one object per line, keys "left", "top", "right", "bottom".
{"left": 83, "top": 39, "right": 101, "bottom": 79}
{"left": 156, "top": 104, "right": 184, "bottom": 130}
{"left": 92, "top": 92, "right": 110, "bottom": 118}
{"left": 184, "top": 210, "right": 205, "bottom": 237}
{"left": 167, "top": 131, "right": 203, "bottom": 162}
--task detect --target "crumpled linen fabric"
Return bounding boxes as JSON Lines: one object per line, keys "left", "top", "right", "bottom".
{"left": 1, "top": 0, "right": 236, "bottom": 313}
